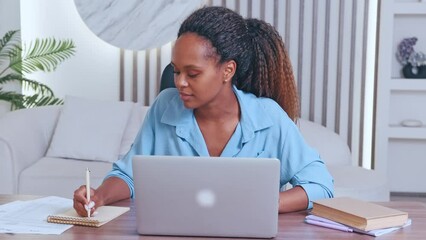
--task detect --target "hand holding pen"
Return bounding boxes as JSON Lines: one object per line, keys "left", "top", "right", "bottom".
{"left": 73, "top": 169, "right": 129, "bottom": 217}
{"left": 72, "top": 168, "right": 96, "bottom": 217}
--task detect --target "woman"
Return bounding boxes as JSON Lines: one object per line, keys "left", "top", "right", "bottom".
{"left": 73, "top": 6, "right": 334, "bottom": 216}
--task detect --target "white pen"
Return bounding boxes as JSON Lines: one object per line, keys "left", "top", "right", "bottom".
{"left": 86, "top": 168, "right": 91, "bottom": 218}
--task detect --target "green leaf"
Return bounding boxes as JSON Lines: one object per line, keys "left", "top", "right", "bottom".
{"left": 0, "top": 30, "right": 20, "bottom": 64}
{"left": 22, "top": 93, "right": 64, "bottom": 109}
{"left": 7, "top": 45, "right": 22, "bottom": 74}
{"left": 0, "top": 73, "right": 54, "bottom": 96}
{"left": 0, "top": 90, "right": 63, "bottom": 110}
{"left": 11, "top": 38, "right": 76, "bottom": 74}
{"left": 0, "top": 90, "right": 26, "bottom": 110}
{"left": 0, "top": 30, "right": 73, "bottom": 111}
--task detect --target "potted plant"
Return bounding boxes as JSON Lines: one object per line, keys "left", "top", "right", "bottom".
{"left": 0, "top": 30, "right": 76, "bottom": 110}
{"left": 396, "top": 37, "right": 426, "bottom": 79}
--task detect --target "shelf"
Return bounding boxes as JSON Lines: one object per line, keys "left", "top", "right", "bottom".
{"left": 388, "top": 126, "right": 426, "bottom": 140}
{"left": 377, "top": 0, "right": 426, "bottom": 192}
{"left": 393, "top": 2, "right": 426, "bottom": 15}
{"left": 390, "top": 79, "right": 426, "bottom": 91}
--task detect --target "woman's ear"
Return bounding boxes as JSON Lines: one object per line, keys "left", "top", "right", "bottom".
{"left": 223, "top": 60, "right": 236, "bottom": 82}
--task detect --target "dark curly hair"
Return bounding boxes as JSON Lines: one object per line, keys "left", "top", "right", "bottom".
{"left": 178, "top": 6, "right": 299, "bottom": 121}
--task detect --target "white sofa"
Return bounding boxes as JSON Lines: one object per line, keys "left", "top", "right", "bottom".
{"left": 0, "top": 96, "right": 149, "bottom": 198}
{"left": 297, "top": 121, "right": 389, "bottom": 201}
{"left": 0, "top": 97, "right": 389, "bottom": 201}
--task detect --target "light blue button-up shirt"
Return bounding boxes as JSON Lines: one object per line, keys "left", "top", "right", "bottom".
{"left": 106, "top": 86, "right": 334, "bottom": 209}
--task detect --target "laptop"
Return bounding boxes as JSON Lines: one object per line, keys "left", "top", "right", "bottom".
{"left": 132, "top": 155, "right": 280, "bottom": 238}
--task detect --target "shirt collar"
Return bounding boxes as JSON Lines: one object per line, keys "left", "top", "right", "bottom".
{"left": 160, "top": 86, "right": 274, "bottom": 143}
{"left": 232, "top": 85, "right": 273, "bottom": 143}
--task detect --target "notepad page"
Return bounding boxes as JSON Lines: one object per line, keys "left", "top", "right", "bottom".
{"left": 47, "top": 206, "right": 130, "bottom": 227}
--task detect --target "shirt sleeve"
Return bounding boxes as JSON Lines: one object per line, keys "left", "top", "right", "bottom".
{"left": 280, "top": 123, "right": 334, "bottom": 209}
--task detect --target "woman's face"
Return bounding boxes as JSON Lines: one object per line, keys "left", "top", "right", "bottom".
{"left": 171, "top": 33, "right": 233, "bottom": 109}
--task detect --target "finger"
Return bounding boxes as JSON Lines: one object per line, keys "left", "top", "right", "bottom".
{"left": 73, "top": 185, "right": 86, "bottom": 197}
{"left": 73, "top": 185, "right": 90, "bottom": 216}
{"left": 73, "top": 185, "right": 89, "bottom": 204}
{"left": 73, "top": 198, "right": 87, "bottom": 217}
{"left": 82, "top": 201, "right": 99, "bottom": 217}
{"left": 84, "top": 201, "right": 95, "bottom": 211}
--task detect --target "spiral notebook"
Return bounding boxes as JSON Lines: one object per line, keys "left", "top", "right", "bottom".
{"left": 47, "top": 206, "right": 130, "bottom": 227}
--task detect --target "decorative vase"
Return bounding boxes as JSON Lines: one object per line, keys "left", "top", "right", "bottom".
{"left": 402, "top": 63, "right": 426, "bottom": 79}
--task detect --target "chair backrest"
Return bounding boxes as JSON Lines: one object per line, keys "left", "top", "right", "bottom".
{"left": 298, "top": 119, "right": 352, "bottom": 166}
{"left": 160, "top": 63, "right": 175, "bottom": 92}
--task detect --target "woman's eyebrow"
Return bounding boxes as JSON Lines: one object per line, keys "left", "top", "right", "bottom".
{"left": 170, "top": 62, "right": 203, "bottom": 70}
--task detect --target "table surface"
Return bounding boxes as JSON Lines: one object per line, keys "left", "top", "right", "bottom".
{"left": 1, "top": 195, "right": 425, "bottom": 240}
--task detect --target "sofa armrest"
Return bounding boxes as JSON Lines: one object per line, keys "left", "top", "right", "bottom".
{"left": 0, "top": 105, "right": 61, "bottom": 193}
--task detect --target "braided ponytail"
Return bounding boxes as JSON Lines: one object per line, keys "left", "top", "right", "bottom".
{"left": 241, "top": 19, "right": 299, "bottom": 121}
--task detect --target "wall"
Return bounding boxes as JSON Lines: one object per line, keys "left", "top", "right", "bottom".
{"left": 16, "top": 0, "right": 377, "bottom": 167}
{"left": 0, "top": 0, "right": 20, "bottom": 34}
{"left": 20, "top": 0, "right": 120, "bottom": 101}
{"left": 121, "top": 0, "right": 377, "bottom": 167}
{"left": 0, "top": 0, "right": 21, "bottom": 117}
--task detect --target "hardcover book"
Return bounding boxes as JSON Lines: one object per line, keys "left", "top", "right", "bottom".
{"left": 311, "top": 197, "right": 408, "bottom": 231}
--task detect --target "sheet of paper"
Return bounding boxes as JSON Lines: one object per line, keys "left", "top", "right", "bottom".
{"left": 0, "top": 196, "right": 74, "bottom": 234}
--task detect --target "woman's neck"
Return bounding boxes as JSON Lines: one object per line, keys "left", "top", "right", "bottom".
{"left": 194, "top": 87, "right": 240, "bottom": 123}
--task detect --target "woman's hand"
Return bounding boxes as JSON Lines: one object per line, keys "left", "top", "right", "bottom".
{"left": 73, "top": 185, "right": 104, "bottom": 217}
{"left": 73, "top": 177, "right": 131, "bottom": 216}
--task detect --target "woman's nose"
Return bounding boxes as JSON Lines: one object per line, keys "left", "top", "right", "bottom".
{"left": 174, "top": 74, "right": 188, "bottom": 88}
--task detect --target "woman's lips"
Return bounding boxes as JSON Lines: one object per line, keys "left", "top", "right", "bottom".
{"left": 179, "top": 92, "right": 192, "bottom": 101}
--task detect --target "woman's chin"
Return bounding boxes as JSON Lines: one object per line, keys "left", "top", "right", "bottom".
{"left": 182, "top": 100, "right": 197, "bottom": 109}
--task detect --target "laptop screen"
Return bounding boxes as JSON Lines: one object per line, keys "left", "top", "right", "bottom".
{"left": 132, "top": 155, "right": 280, "bottom": 238}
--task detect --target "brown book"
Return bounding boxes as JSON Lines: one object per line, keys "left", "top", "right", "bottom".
{"left": 47, "top": 206, "right": 130, "bottom": 227}
{"left": 311, "top": 197, "right": 408, "bottom": 231}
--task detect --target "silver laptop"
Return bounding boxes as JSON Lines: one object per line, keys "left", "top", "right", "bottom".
{"left": 132, "top": 155, "right": 280, "bottom": 238}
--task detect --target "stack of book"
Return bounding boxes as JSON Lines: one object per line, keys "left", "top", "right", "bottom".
{"left": 306, "top": 197, "right": 411, "bottom": 236}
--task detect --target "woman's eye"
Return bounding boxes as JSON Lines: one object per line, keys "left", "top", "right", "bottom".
{"left": 173, "top": 71, "right": 180, "bottom": 75}
{"left": 187, "top": 71, "right": 200, "bottom": 78}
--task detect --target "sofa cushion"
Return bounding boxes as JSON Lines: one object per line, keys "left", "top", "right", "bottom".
{"left": 18, "top": 157, "right": 113, "bottom": 198}
{"left": 118, "top": 105, "right": 149, "bottom": 158}
{"left": 46, "top": 96, "right": 134, "bottom": 163}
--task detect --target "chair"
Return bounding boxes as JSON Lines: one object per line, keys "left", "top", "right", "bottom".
{"left": 160, "top": 63, "right": 175, "bottom": 91}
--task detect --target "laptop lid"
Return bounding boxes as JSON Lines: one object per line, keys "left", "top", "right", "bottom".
{"left": 132, "top": 155, "right": 280, "bottom": 238}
